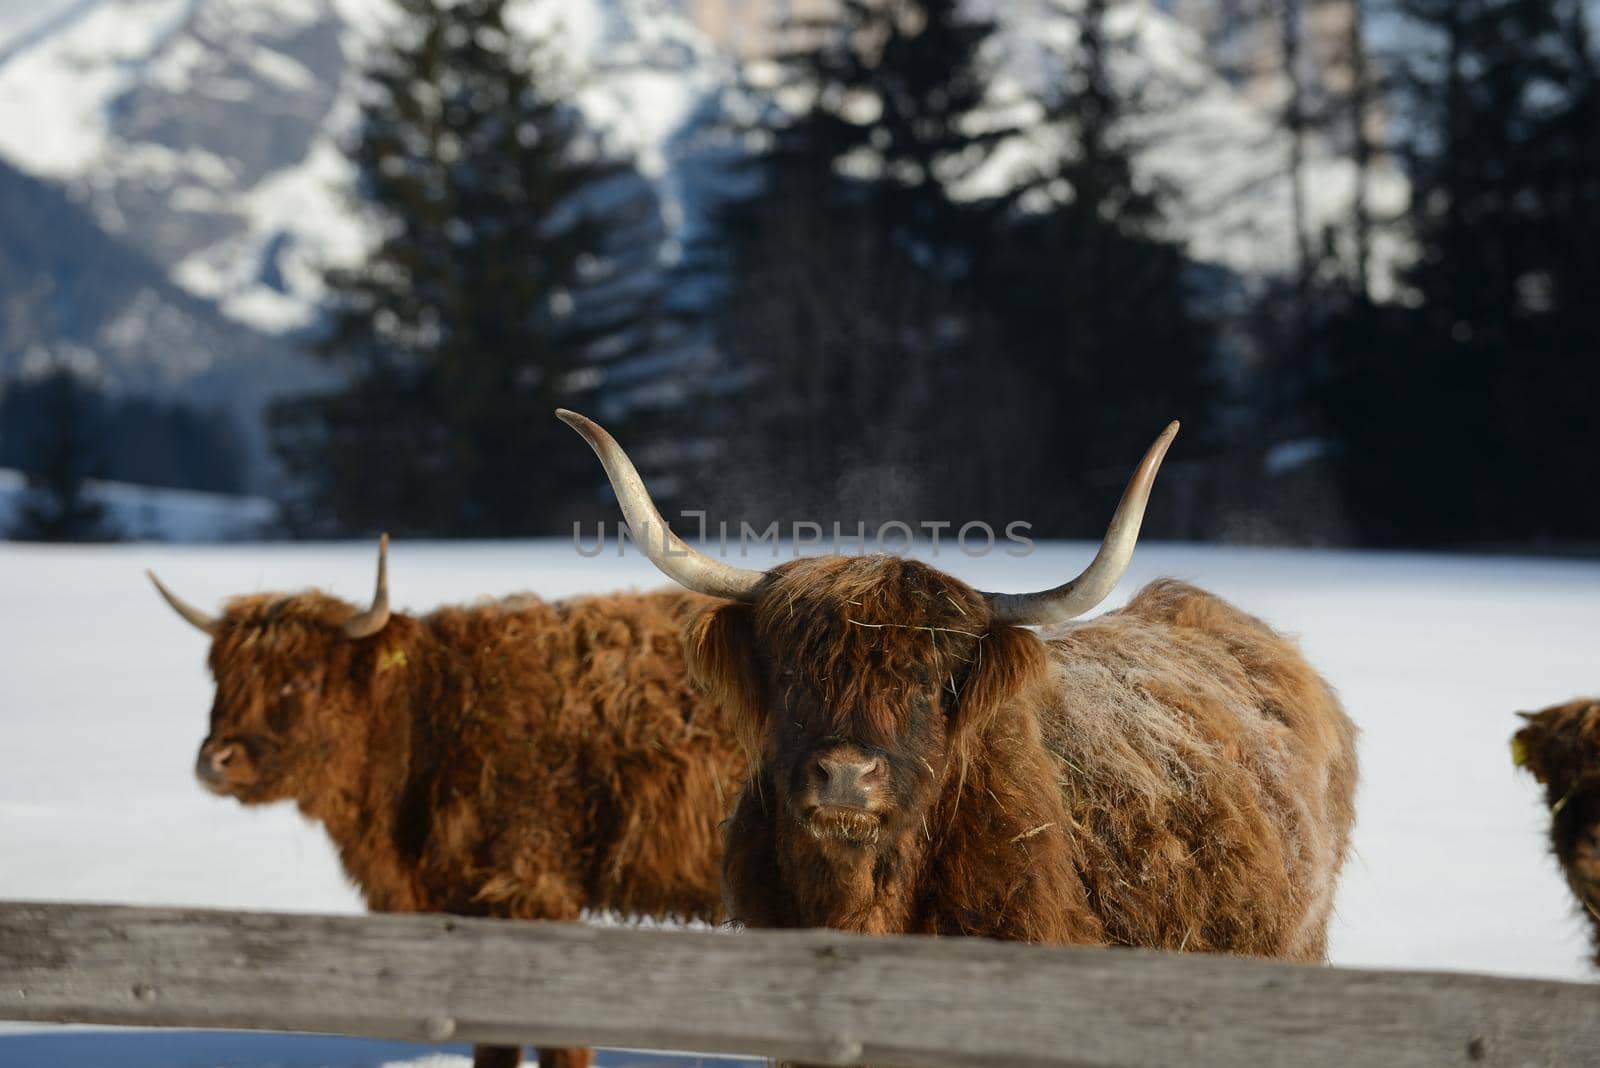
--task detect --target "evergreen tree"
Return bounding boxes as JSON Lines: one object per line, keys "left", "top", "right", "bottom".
{"left": 1, "top": 377, "right": 245, "bottom": 494}
{"left": 981, "top": 0, "right": 1215, "bottom": 534}
{"left": 1325, "top": 0, "right": 1600, "bottom": 545}
{"left": 686, "top": 0, "right": 1017, "bottom": 524}
{"left": 1340, "top": 0, "right": 1379, "bottom": 303}
{"left": 786, "top": 0, "right": 1011, "bottom": 257}
{"left": 1274, "top": 0, "right": 1317, "bottom": 315}
{"left": 8, "top": 371, "right": 117, "bottom": 542}
{"left": 272, "top": 0, "right": 664, "bottom": 536}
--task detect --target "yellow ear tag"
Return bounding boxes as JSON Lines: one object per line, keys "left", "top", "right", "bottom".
{"left": 377, "top": 647, "right": 408, "bottom": 673}
{"left": 1510, "top": 735, "right": 1530, "bottom": 768}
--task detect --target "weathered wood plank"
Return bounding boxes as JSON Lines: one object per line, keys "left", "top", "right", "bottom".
{"left": 0, "top": 902, "right": 1595, "bottom": 1067}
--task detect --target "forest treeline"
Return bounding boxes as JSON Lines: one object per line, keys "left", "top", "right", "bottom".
{"left": 13, "top": 0, "right": 1600, "bottom": 548}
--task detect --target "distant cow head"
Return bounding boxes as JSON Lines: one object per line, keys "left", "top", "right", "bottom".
{"left": 558, "top": 410, "right": 1176, "bottom": 853}
{"left": 148, "top": 537, "right": 397, "bottom": 805}
{"left": 1515, "top": 698, "right": 1600, "bottom": 806}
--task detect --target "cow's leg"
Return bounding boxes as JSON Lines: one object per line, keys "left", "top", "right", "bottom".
{"left": 471, "top": 1048, "right": 596, "bottom": 1067}
{"left": 472, "top": 1045, "right": 522, "bottom": 1068}
{"left": 480, "top": 878, "right": 589, "bottom": 1068}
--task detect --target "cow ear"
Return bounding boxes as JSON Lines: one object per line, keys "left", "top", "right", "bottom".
{"left": 1511, "top": 717, "right": 1547, "bottom": 781}
{"left": 955, "top": 625, "right": 1047, "bottom": 739}
{"left": 686, "top": 601, "right": 768, "bottom": 754}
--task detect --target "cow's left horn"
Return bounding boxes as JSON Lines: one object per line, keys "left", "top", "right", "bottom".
{"left": 557, "top": 410, "right": 766, "bottom": 601}
{"left": 981, "top": 421, "right": 1179, "bottom": 627}
{"left": 147, "top": 571, "right": 218, "bottom": 634}
{"left": 343, "top": 533, "right": 392, "bottom": 639}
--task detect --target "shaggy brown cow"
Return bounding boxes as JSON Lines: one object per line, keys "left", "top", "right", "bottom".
{"left": 1513, "top": 698, "right": 1600, "bottom": 966}
{"left": 148, "top": 540, "right": 745, "bottom": 1068}
{"left": 560, "top": 410, "right": 1358, "bottom": 962}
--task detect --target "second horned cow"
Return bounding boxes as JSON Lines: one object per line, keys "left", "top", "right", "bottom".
{"left": 149, "top": 542, "right": 745, "bottom": 1068}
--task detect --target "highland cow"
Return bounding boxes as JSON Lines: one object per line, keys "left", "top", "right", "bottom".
{"left": 149, "top": 540, "right": 745, "bottom": 1068}
{"left": 1513, "top": 698, "right": 1600, "bottom": 966}
{"left": 560, "top": 409, "right": 1358, "bottom": 962}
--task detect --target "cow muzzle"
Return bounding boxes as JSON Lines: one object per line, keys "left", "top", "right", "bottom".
{"left": 810, "top": 751, "right": 883, "bottom": 808}
{"left": 800, "top": 747, "right": 887, "bottom": 844}
{"left": 195, "top": 740, "right": 254, "bottom": 795}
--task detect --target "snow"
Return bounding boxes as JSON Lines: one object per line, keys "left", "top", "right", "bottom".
{"left": 0, "top": 0, "right": 373, "bottom": 332}
{"left": 0, "top": 539, "right": 1595, "bottom": 1063}
{"left": 0, "top": 0, "right": 190, "bottom": 174}
{"left": 0, "top": 0, "right": 92, "bottom": 51}
{"left": 0, "top": 1032, "right": 755, "bottom": 1068}
{"left": 3, "top": 542, "right": 1596, "bottom": 960}
{"left": 174, "top": 136, "right": 372, "bottom": 333}
{"left": 0, "top": 470, "right": 278, "bottom": 542}
{"left": 981, "top": 0, "right": 1411, "bottom": 288}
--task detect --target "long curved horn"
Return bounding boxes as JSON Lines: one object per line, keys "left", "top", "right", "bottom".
{"left": 147, "top": 571, "right": 219, "bottom": 634}
{"left": 343, "top": 533, "right": 392, "bottom": 639}
{"left": 557, "top": 410, "right": 765, "bottom": 601}
{"left": 982, "top": 421, "right": 1179, "bottom": 627}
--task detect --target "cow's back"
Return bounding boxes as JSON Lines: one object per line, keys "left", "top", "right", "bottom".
{"left": 1037, "top": 579, "right": 1357, "bottom": 960}
{"left": 409, "top": 589, "right": 745, "bottom": 923}
{"left": 552, "top": 590, "right": 746, "bottom": 919}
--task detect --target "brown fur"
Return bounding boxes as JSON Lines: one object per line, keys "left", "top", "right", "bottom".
{"left": 189, "top": 585, "right": 745, "bottom": 1068}
{"left": 1513, "top": 698, "right": 1600, "bottom": 967}
{"left": 696, "top": 556, "right": 1358, "bottom": 964}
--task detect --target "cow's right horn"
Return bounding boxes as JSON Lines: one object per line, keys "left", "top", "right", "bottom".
{"left": 558, "top": 410, "right": 765, "bottom": 601}
{"left": 147, "top": 571, "right": 218, "bottom": 634}
{"left": 980, "top": 421, "right": 1179, "bottom": 627}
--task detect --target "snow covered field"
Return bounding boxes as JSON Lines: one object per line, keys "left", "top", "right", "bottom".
{"left": 2, "top": 538, "right": 1597, "bottom": 1064}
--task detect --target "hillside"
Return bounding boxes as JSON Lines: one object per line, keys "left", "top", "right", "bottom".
{"left": 0, "top": 0, "right": 1403, "bottom": 488}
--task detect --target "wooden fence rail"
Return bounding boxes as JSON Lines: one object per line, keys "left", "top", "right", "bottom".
{"left": 1, "top": 901, "right": 1596, "bottom": 1067}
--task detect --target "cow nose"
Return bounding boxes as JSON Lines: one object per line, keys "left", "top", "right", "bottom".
{"left": 196, "top": 743, "right": 240, "bottom": 786}
{"left": 811, "top": 753, "right": 884, "bottom": 807}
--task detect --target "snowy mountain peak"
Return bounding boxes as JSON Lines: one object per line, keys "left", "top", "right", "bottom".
{"left": 0, "top": 0, "right": 730, "bottom": 336}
